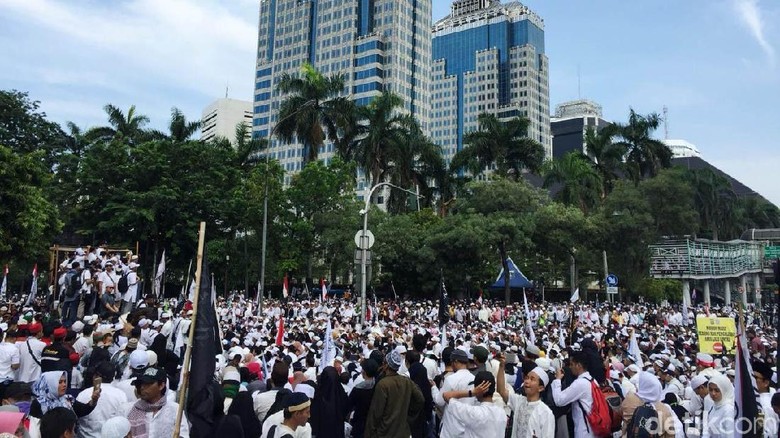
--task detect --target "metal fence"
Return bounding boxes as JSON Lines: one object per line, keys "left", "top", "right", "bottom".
{"left": 649, "top": 239, "right": 764, "bottom": 279}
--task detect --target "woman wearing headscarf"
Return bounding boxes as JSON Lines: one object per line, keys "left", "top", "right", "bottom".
{"left": 620, "top": 371, "right": 681, "bottom": 438}
{"left": 702, "top": 373, "right": 735, "bottom": 438}
{"left": 310, "top": 366, "right": 349, "bottom": 438}
{"left": 28, "top": 371, "right": 99, "bottom": 438}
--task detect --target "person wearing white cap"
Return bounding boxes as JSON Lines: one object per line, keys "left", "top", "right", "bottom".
{"left": 661, "top": 364, "right": 684, "bottom": 399}
{"left": 100, "top": 416, "right": 131, "bottom": 438}
{"left": 496, "top": 354, "right": 555, "bottom": 438}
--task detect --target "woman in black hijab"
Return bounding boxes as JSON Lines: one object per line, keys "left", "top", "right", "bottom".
{"left": 311, "top": 366, "right": 349, "bottom": 438}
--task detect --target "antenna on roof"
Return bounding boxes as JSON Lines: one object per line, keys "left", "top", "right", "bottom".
{"left": 663, "top": 106, "right": 668, "bottom": 139}
{"left": 225, "top": 84, "right": 229, "bottom": 99}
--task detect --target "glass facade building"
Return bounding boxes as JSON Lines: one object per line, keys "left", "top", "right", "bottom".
{"left": 431, "top": 0, "right": 551, "bottom": 165}
{"left": 253, "top": 0, "right": 432, "bottom": 185}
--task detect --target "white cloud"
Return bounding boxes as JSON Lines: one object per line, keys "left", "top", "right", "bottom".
{"left": 0, "top": 0, "right": 258, "bottom": 128}
{"left": 732, "top": 0, "right": 776, "bottom": 66}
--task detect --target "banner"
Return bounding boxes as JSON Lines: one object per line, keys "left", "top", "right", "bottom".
{"left": 696, "top": 316, "right": 736, "bottom": 354}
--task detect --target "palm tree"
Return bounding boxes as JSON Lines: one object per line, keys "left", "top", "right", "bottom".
{"left": 687, "top": 168, "right": 736, "bottom": 240}
{"left": 615, "top": 109, "right": 672, "bottom": 182}
{"left": 275, "top": 63, "right": 347, "bottom": 164}
{"left": 167, "top": 107, "right": 201, "bottom": 143}
{"left": 384, "top": 119, "right": 442, "bottom": 214}
{"left": 542, "top": 152, "right": 602, "bottom": 214}
{"left": 85, "top": 104, "right": 152, "bottom": 144}
{"left": 583, "top": 124, "right": 625, "bottom": 199}
{"left": 452, "top": 113, "right": 544, "bottom": 180}
{"left": 353, "top": 91, "right": 409, "bottom": 194}
{"left": 233, "top": 124, "right": 268, "bottom": 171}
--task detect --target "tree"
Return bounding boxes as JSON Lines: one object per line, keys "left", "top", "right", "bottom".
{"left": 453, "top": 179, "right": 546, "bottom": 303}
{"left": 353, "top": 91, "right": 409, "bottom": 195}
{"left": 85, "top": 104, "right": 154, "bottom": 144}
{"left": 231, "top": 124, "right": 268, "bottom": 172}
{"left": 385, "top": 119, "right": 442, "bottom": 214}
{"left": 0, "top": 90, "right": 66, "bottom": 167}
{"left": 452, "top": 113, "right": 544, "bottom": 180}
{"left": 687, "top": 168, "right": 737, "bottom": 240}
{"left": 583, "top": 125, "right": 625, "bottom": 198}
{"left": 541, "top": 152, "right": 602, "bottom": 213}
{"left": 638, "top": 167, "right": 699, "bottom": 237}
{"left": 275, "top": 63, "right": 347, "bottom": 163}
{"left": 164, "top": 107, "right": 201, "bottom": 143}
{"left": 614, "top": 109, "right": 672, "bottom": 182}
{"left": 532, "top": 202, "right": 598, "bottom": 283}
{"left": 0, "top": 146, "right": 61, "bottom": 261}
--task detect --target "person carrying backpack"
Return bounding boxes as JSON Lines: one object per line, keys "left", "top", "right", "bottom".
{"left": 621, "top": 371, "right": 680, "bottom": 438}
{"left": 59, "top": 262, "right": 82, "bottom": 327}
{"left": 551, "top": 350, "right": 598, "bottom": 438}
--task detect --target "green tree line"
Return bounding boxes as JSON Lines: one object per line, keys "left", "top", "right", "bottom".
{"left": 1, "top": 64, "right": 777, "bottom": 302}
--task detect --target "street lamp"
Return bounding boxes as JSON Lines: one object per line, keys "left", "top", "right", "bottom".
{"left": 359, "top": 182, "right": 422, "bottom": 326}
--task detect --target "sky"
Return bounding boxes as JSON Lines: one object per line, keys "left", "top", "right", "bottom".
{"left": 1, "top": 0, "right": 778, "bottom": 205}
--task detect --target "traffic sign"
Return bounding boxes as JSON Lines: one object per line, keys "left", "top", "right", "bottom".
{"left": 607, "top": 286, "right": 618, "bottom": 294}
{"left": 765, "top": 246, "right": 780, "bottom": 259}
{"left": 354, "top": 230, "right": 375, "bottom": 249}
{"left": 606, "top": 274, "right": 618, "bottom": 287}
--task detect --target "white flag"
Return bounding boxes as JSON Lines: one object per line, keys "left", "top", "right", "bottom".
{"left": 570, "top": 288, "right": 580, "bottom": 303}
{"left": 187, "top": 276, "right": 196, "bottom": 301}
{"left": 319, "top": 318, "right": 336, "bottom": 373}
{"left": 628, "top": 330, "right": 644, "bottom": 368}
{"left": 523, "top": 290, "right": 536, "bottom": 344}
{"left": 25, "top": 264, "right": 38, "bottom": 306}
{"left": 154, "top": 250, "right": 166, "bottom": 298}
{"left": 0, "top": 265, "right": 7, "bottom": 300}
{"left": 558, "top": 328, "right": 566, "bottom": 349}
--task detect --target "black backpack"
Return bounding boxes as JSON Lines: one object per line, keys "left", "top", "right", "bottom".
{"left": 626, "top": 403, "right": 661, "bottom": 438}
{"left": 118, "top": 271, "right": 130, "bottom": 294}
{"left": 66, "top": 271, "right": 81, "bottom": 298}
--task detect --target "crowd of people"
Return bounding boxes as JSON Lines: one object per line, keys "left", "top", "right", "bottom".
{"left": 0, "top": 247, "right": 776, "bottom": 438}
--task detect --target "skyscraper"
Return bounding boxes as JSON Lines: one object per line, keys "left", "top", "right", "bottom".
{"left": 253, "top": 0, "right": 432, "bottom": 185}
{"left": 200, "top": 98, "right": 253, "bottom": 146}
{"left": 431, "top": 0, "right": 550, "bottom": 165}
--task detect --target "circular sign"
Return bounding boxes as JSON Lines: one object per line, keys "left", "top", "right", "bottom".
{"left": 606, "top": 274, "right": 618, "bottom": 287}
{"left": 712, "top": 342, "right": 723, "bottom": 353}
{"left": 354, "top": 230, "right": 375, "bottom": 250}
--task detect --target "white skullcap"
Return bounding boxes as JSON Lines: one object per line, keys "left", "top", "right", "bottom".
{"left": 101, "top": 416, "right": 131, "bottom": 438}
{"left": 530, "top": 367, "right": 550, "bottom": 387}
{"left": 689, "top": 374, "right": 709, "bottom": 390}
{"left": 294, "top": 383, "right": 315, "bottom": 399}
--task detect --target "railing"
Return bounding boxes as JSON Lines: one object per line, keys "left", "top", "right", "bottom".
{"left": 649, "top": 239, "right": 764, "bottom": 279}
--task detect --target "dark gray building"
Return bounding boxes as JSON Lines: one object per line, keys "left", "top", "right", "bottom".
{"left": 550, "top": 99, "right": 610, "bottom": 159}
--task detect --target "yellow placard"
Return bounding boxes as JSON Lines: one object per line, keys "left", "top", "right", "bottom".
{"left": 696, "top": 316, "right": 736, "bottom": 355}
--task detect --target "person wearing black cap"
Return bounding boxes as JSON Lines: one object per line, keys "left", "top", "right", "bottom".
{"left": 263, "top": 392, "right": 311, "bottom": 438}
{"left": 126, "top": 367, "right": 188, "bottom": 437}
{"left": 432, "top": 349, "right": 473, "bottom": 413}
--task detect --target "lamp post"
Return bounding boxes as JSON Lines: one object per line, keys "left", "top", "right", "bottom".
{"left": 359, "top": 182, "right": 422, "bottom": 326}
{"left": 257, "top": 99, "right": 318, "bottom": 316}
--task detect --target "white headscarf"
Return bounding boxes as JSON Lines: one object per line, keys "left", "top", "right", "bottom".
{"left": 636, "top": 371, "right": 662, "bottom": 403}
{"left": 708, "top": 373, "right": 734, "bottom": 407}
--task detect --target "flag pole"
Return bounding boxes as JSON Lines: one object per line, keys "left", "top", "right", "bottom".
{"left": 173, "top": 222, "right": 206, "bottom": 438}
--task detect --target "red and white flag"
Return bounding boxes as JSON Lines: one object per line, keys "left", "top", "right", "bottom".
{"left": 477, "top": 290, "right": 483, "bottom": 305}
{"left": 320, "top": 278, "right": 327, "bottom": 301}
{"left": 275, "top": 315, "right": 284, "bottom": 346}
{"left": 282, "top": 274, "right": 289, "bottom": 299}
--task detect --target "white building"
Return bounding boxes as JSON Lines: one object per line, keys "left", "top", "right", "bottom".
{"left": 431, "top": 0, "right": 551, "bottom": 164}
{"left": 201, "top": 98, "right": 253, "bottom": 146}
{"left": 663, "top": 139, "right": 701, "bottom": 158}
{"left": 253, "top": 0, "right": 432, "bottom": 187}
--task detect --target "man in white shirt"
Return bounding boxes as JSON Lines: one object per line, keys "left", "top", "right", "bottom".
{"left": 496, "top": 355, "right": 555, "bottom": 438}
{"left": 122, "top": 263, "right": 139, "bottom": 314}
{"left": 76, "top": 361, "right": 127, "bottom": 438}
{"left": 254, "top": 362, "right": 290, "bottom": 422}
{"left": 262, "top": 392, "right": 311, "bottom": 438}
{"left": 437, "top": 370, "right": 506, "bottom": 437}
{"left": 98, "top": 263, "right": 120, "bottom": 295}
{"left": 433, "top": 348, "right": 475, "bottom": 414}
{"left": 0, "top": 329, "right": 20, "bottom": 381}
{"left": 551, "top": 350, "right": 595, "bottom": 438}
{"left": 16, "top": 323, "right": 45, "bottom": 383}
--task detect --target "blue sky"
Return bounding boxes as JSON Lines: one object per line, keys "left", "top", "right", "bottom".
{"left": 1, "top": 0, "right": 778, "bottom": 205}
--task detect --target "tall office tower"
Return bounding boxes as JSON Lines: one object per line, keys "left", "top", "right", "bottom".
{"left": 253, "top": 0, "right": 432, "bottom": 185}
{"left": 431, "top": 0, "right": 550, "bottom": 166}
{"left": 201, "top": 98, "right": 253, "bottom": 146}
{"left": 550, "top": 99, "right": 611, "bottom": 159}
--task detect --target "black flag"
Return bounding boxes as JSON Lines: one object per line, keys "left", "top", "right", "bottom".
{"left": 734, "top": 316, "right": 762, "bottom": 438}
{"left": 438, "top": 273, "right": 449, "bottom": 327}
{"left": 186, "top": 251, "right": 223, "bottom": 437}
